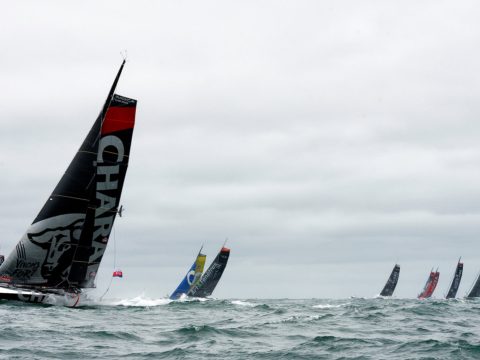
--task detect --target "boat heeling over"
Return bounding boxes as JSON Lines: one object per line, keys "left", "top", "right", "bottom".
{"left": 0, "top": 61, "right": 136, "bottom": 306}
{"left": 418, "top": 269, "right": 440, "bottom": 299}
{"left": 446, "top": 258, "right": 463, "bottom": 299}
{"left": 380, "top": 264, "right": 400, "bottom": 297}
{"left": 188, "top": 247, "right": 230, "bottom": 298}
{"left": 170, "top": 248, "right": 207, "bottom": 300}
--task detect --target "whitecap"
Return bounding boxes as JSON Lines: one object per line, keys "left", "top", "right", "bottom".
{"left": 313, "top": 303, "right": 348, "bottom": 309}
{"left": 102, "top": 295, "right": 172, "bottom": 307}
{"left": 231, "top": 300, "right": 256, "bottom": 307}
{"left": 175, "top": 296, "right": 209, "bottom": 303}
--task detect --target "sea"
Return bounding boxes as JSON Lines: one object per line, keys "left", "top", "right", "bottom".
{"left": 1, "top": 297, "right": 479, "bottom": 359}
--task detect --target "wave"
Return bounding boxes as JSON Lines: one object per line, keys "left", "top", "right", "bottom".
{"left": 175, "top": 296, "right": 209, "bottom": 303}
{"left": 313, "top": 302, "right": 350, "bottom": 309}
{"left": 101, "top": 295, "right": 172, "bottom": 307}
{"left": 231, "top": 300, "right": 256, "bottom": 307}
{"left": 97, "top": 294, "right": 214, "bottom": 307}
{"left": 3, "top": 298, "right": 480, "bottom": 359}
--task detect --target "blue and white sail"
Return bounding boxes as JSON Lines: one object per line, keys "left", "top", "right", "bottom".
{"left": 170, "top": 248, "right": 207, "bottom": 300}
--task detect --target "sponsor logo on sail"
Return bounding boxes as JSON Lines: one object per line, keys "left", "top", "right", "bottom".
{"left": 89, "top": 135, "right": 125, "bottom": 272}
{"left": 187, "top": 270, "right": 196, "bottom": 285}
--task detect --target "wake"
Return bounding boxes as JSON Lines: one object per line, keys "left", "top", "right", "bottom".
{"left": 94, "top": 294, "right": 209, "bottom": 307}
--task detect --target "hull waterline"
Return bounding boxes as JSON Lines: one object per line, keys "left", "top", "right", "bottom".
{"left": 0, "top": 285, "right": 83, "bottom": 307}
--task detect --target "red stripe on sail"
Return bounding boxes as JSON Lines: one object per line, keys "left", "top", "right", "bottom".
{"left": 101, "top": 106, "right": 136, "bottom": 135}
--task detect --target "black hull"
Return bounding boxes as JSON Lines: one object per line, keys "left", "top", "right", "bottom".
{"left": 0, "top": 285, "right": 81, "bottom": 306}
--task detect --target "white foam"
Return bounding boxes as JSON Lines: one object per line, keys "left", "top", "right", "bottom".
{"left": 313, "top": 303, "right": 348, "bottom": 309}
{"left": 176, "top": 296, "right": 208, "bottom": 303}
{"left": 231, "top": 300, "right": 256, "bottom": 307}
{"left": 102, "top": 295, "right": 172, "bottom": 307}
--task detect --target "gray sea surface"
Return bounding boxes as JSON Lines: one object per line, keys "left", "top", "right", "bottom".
{"left": 1, "top": 297, "right": 479, "bottom": 359}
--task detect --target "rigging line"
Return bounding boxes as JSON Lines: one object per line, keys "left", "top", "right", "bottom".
{"left": 113, "top": 224, "right": 117, "bottom": 269}
{"left": 99, "top": 225, "right": 117, "bottom": 301}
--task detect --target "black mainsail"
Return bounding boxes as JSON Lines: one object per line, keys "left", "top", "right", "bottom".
{"left": 379, "top": 264, "right": 400, "bottom": 297}
{"left": 446, "top": 258, "right": 463, "bottom": 299}
{"left": 188, "top": 247, "right": 230, "bottom": 298}
{"left": 0, "top": 61, "right": 136, "bottom": 303}
{"left": 467, "top": 271, "right": 480, "bottom": 298}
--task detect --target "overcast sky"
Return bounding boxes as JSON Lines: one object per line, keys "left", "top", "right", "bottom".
{"left": 1, "top": 1, "right": 480, "bottom": 299}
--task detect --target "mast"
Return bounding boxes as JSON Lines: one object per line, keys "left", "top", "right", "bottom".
{"left": 99, "top": 60, "right": 126, "bottom": 127}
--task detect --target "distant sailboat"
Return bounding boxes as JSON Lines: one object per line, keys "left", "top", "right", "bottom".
{"left": 418, "top": 268, "right": 440, "bottom": 299}
{"left": 170, "top": 247, "right": 207, "bottom": 300}
{"left": 0, "top": 60, "right": 137, "bottom": 306}
{"left": 466, "top": 270, "right": 480, "bottom": 298}
{"left": 445, "top": 258, "right": 463, "bottom": 299}
{"left": 379, "top": 264, "right": 400, "bottom": 297}
{"left": 188, "top": 246, "right": 230, "bottom": 298}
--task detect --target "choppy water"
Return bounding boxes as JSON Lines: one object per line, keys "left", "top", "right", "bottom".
{"left": 1, "top": 297, "right": 479, "bottom": 359}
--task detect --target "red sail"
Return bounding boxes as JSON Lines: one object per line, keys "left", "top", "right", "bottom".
{"left": 418, "top": 271, "right": 440, "bottom": 299}
{"left": 101, "top": 97, "right": 136, "bottom": 135}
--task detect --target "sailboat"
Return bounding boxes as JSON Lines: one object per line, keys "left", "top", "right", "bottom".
{"left": 466, "top": 270, "right": 480, "bottom": 298}
{"left": 445, "top": 258, "right": 463, "bottom": 299}
{"left": 0, "top": 60, "right": 136, "bottom": 306}
{"left": 188, "top": 246, "right": 230, "bottom": 298}
{"left": 379, "top": 264, "right": 400, "bottom": 297}
{"left": 418, "top": 268, "right": 440, "bottom": 299}
{"left": 170, "top": 247, "right": 207, "bottom": 300}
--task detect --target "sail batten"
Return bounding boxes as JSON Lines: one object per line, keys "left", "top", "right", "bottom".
{"left": 52, "top": 195, "right": 90, "bottom": 202}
